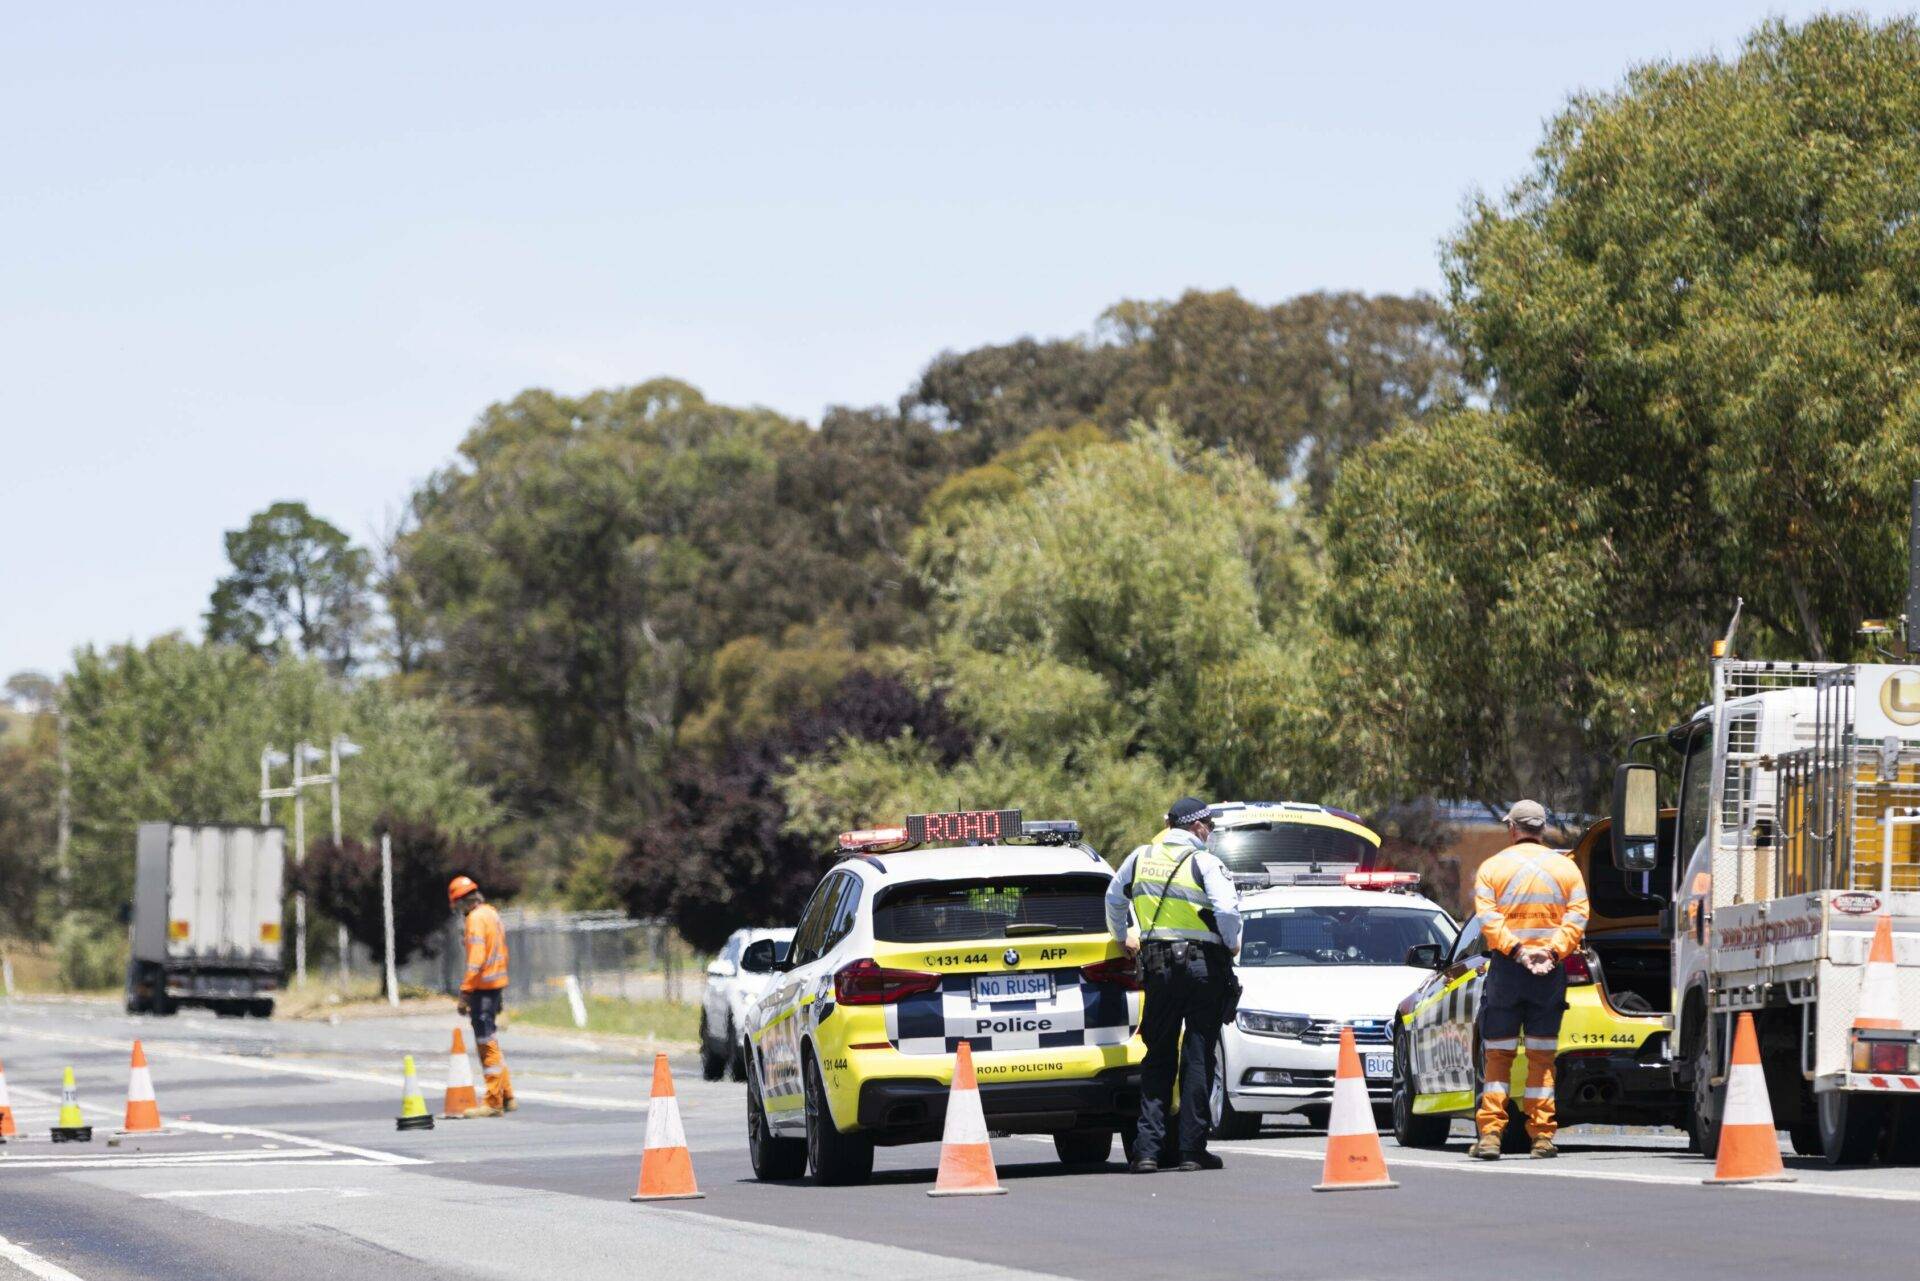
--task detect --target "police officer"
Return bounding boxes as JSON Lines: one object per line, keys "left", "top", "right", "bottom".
{"left": 1469, "top": 800, "right": 1588, "bottom": 1160}
{"left": 1106, "top": 796, "right": 1241, "bottom": 1173}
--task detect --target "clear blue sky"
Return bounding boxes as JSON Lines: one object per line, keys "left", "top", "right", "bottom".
{"left": 4, "top": 3, "right": 1906, "bottom": 680}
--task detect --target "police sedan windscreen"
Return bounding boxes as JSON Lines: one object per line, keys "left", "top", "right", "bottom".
{"left": 872, "top": 874, "right": 1111, "bottom": 943}
{"left": 1239, "top": 905, "right": 1454, "bottom": 966}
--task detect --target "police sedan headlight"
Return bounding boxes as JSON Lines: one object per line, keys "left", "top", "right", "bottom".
{"left": 1236, "top": 1010, "right": 1311, "bottom": 1038}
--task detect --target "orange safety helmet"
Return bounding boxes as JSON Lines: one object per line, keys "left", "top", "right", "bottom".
{"left": 447, "top": 875, "right": 480, "bottom": 906}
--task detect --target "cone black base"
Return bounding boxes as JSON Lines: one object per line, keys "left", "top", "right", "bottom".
{"left": 51, "top": 1126, "right": 93, "bottom": 1143}
{"left": 396, "top": 1114, "right": 434, "bottom": 1131}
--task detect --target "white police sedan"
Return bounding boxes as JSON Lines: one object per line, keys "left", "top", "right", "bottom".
{"left": 1212, "top": 877, "right": 1457, "bottom": 1137}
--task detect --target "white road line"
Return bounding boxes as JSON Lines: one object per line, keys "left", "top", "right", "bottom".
{"left": 0, "top": 1021, "right": 651, "bottom": 1112}
{"left": 140, "top": 1187, "right": 372, "bottom": 1200}
{"left": 1204, "top": 1139, "right": 1920, "bottom": 1203}
{"left": 1, "top": 1150, "right": 326, "bottom": 1168}
{"left": 6, "top": 1084, "right": 428, "bottom": 1167}
{"left": 0, "top": 1231, "right": 87, "bottom": 1281}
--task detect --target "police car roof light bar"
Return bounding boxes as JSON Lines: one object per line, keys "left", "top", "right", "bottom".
{"left": 1344, "top": 870, "right": 1420, "bottom": 890}
{"left": 1018, "top": 819, "right": 1081, "bottom": 844}
{"left": 838, "top": 827, "right": 914, "bottom": 853}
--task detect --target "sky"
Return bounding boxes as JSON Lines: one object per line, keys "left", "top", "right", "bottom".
{"left": 4, "top": 2, "right": 1909, "bottom": 680}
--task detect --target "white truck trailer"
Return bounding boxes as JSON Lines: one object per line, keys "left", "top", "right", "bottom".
{"left": 1611, "top": 485, "right": 1920, "bottom": 1165}
{"left": 125, "top": 822, "right": 285, "bottom": 1017}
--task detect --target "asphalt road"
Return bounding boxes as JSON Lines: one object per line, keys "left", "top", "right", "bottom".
{"left": 3, "top": 997, "right": 1919, "bottom": 1281}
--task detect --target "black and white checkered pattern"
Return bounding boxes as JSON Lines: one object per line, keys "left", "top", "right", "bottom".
{"left": 884, "top": 968, "right": 1137, "bottom": 1055}
{"left": 1408, "top": 971, "right": 1481, "bottom": 1095}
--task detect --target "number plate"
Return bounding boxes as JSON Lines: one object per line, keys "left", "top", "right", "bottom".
{"left": 972, "top": 973, "right": 1054, "bottom": 1004}
{"left": 1364, "top": 1051, "right": 1393, "bottom": 1079}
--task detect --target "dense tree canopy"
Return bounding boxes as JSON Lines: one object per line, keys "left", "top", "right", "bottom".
{"left": 206, "top": 502, "right": 372, "bottom": 674}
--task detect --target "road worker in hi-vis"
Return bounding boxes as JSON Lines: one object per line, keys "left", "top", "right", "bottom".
{"left": 450, "top": 876, "right": 516, "bottom": 1117}
{"left": 1470, "top": 800, "right": 1588, "bottom": 1160}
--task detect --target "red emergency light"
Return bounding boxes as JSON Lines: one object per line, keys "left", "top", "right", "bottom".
{"left": 1344, "top": 870, "right": 1420, "bottom": 890}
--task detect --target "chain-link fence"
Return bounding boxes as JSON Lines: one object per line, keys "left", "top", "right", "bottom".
{"left": 396, "top": 909, "right": 695, "bottom": 1004}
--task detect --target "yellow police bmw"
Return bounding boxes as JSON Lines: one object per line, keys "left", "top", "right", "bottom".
{"left": 743, "top": 810, "right": 1145, "bottom": 1184}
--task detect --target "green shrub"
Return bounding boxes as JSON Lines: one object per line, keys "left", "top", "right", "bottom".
{"left": 54, "top": 911, "right": 126, "bottom": 991}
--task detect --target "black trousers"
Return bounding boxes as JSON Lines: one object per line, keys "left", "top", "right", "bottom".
{"left": 1134, "top": 943, "right": 1230, "bottom": 1160}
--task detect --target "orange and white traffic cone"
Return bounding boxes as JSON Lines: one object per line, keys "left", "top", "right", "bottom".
{"left": 929, "top": 1040, "right": 1006, "bottom": 1197}
{"left": 1313, "top": 1026, "right": 1398, "bottom": 1192}
{"left": 631, "top": 1052, "right": 702, "bottom": 1201}
{"left": 1854, "top": 914, "right": 1902, "bottom": 1031}
{"left": 0, "top": 1056, "right": 15, "bottom": 1138}
{"left": 1705, "top": 1011, "right": 1794, "bottom": 1185}
{"left": 118, "top": 1040, "right": 165, "bottom": 1135}
{"left": 440, "top": 1028, "right": 480, "bottom": 1119}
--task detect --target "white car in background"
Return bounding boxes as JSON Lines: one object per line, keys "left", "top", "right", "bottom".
{"left": 1212, "top": 881, "right": 1457, "bottom": 1136}
{"left": 701, "top": 926, "right": 795, "bottom": 1080}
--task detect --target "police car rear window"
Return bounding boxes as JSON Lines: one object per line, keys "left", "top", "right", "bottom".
{"left": 872, "top": 874, "right": 1110, "bottom": 943}
{"left": 1210, "top": 824, "right": 1374, "bottom": 873}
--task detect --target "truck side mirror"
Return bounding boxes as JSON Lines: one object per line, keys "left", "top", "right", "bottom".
{"left": 1611, "top": 763, "right": 1661, "bottom": 873}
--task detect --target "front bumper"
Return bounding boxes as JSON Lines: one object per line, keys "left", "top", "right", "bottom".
{"left": 1221, "top": 1026, "right": 1393, "bottom": 1113}
{"left": 856, "top": 1066, "right": 1142, "bottom": 1145}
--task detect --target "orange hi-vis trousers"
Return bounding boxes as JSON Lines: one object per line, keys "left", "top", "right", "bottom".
{"left": 479, "top": 1038, "right": 514, "bottom": 1110}
{"left": 468, "top": 987, "right": 515, "bottom": 1110}
{"left": 1477, "top": 953, "right": 1568, "bottom": 1140}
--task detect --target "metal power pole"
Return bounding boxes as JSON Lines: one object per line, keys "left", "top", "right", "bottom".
{"left": 292, "top": 742, "right": 308, "bottom": 987}
{"left": 381, "top": 830, "right": 399, "bottom": 1008}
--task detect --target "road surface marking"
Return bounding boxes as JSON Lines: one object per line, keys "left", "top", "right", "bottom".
{"left": 0, "top": 1231, "right": 87, "bottom": 1281}
{"left": 1204, "top": 1139, "right": 1920, "bottom": 1203}
{"left": 0, "top": 1021, "right": 650, "bottom": 1112}
{"left": 140, "top": 1186, "right": 372, "bottom": 1200}
{"left": 6, "top": 1084, "right": 428, "bottom": 1167}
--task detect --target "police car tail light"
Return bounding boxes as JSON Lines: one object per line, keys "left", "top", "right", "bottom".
{"left": 834, "top": 957, "right": 941, "bottom": 1005}
{"left": 1562, "top": 951, "right": 1594, "bottom": 985}
{"left": 1343, "top": 870, "right": 1420, "bottom": 890}
{"left": 1079, "top": 956, "right": 1141, "bottom": 992}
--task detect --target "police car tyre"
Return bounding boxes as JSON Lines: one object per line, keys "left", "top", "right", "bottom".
{"left": 1053, "top": 1129, "right": 1115, "bottom": 1165}
{"left": 699, "top": 1013, "right": 727, "bottom": 1082}
{"left": 1390, "top": 1040, "right": 1449, "bottom": 1148}
{"left": 1500, "top": 1103, "right": 1532, "bottom": 1155}
{"left": 1819, "top": 1087, "right": 1888, "bottom": 1167}
{"left": 747, "top": 1066, "right": 807, "bottom": 1181}
{"left": 1209, "top": 1043, "right": 1259, "bottom": 1140}
{"left": 804, "top": 1053, "right": 874, "bottom": 1185}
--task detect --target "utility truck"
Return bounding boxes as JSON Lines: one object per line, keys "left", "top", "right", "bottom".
{"left": 125, "top": 822, "right": 286, "bottom": 1017}
{"left": 1611, "top": 481, "right": 1920, "bottom": 1165}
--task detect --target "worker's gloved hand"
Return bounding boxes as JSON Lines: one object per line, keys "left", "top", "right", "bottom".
{"left": 456, "top": 996, "right": 470, "bottom": 1016}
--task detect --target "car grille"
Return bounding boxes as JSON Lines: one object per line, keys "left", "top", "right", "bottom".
{"left": 1298, "top": 1018, "right": 1390, "bottom": 1046}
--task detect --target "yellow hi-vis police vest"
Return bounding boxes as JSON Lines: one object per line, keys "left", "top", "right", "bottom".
{"left": 1129, "top": 831, "right": 1222, "bottom": 944}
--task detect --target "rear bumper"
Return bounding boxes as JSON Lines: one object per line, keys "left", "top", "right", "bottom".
{"left": 1552, "top": 1044, "right": 1683, "bottom": 1125}
{"left": 856, "top": 1066, "right": 1141, "bottom": 1145}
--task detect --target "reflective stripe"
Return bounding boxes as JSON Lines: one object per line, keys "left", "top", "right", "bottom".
{"left": 1523, "top": 1037, "right": 1559, "bottom": 1051}
{"left": 1483, "top": 1037, "right": 1519, "bottom": 1051}
{"left": 1524, "top": 1087, "right": 1552, "bottom": 1099}
{"left": 1140, "top": 883, "right": 1213, "bottom": 909}
{"left": 1498, "top": 891, "right": 1567, "bottom": 907}
{"left": 1513, "top": 927, "right": 1557, "bottom": 940}
{"left": 1141, "top": 926, "right": 1222, "bottom": 943}
{"left": 1563, "top": 913, "right": 1589, "bottom": 928}
{"left": 1481, "top": 1081, "right": 1510, "bottom": 1096}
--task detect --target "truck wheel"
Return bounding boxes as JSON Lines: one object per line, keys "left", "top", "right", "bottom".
{"left": 248, "top": 999, "right": 275, "bottom": 1018}
{"left": 1688, "top": 1038, "right": 1722, "bottom": 1159}
{"left": 803, "top": 1054, "right": 873, "bottom": 1185}
{"left": 1053, "top": 1128, "right": 1114, "bottom": 1165}
{"left": 1391, "top": 1048, "right": 1450, "bottom": 1149}
{"left": 1819, "top": 1089, "right": 1889, "bottom": 1166}
{"left": 747, "top": 1064, "right": 807, "bottom": 1180}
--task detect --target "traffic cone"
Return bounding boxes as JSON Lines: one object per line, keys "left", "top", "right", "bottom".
{"left": 440, "top": 1029, "right": 480, "bottom": 1119}
{"left": 1312, "top": 1026, "right": 1397, "bottom": 1192}
{"left": 395, "top": 1055, "right": 435, "bottom": 1131}
{"left": 928, "top": 1040, "right": 1006, "bottom": 1197}
{"left": 118, "top": 1040, "right": 165, "bottom": 1134}
{"left": 631, "top": 1052, "right": 703, "bottom": 1201}
{"left": 50, "top": 1066, "right": 92, "bottom": 1143}
{"left": 1854, "top": 914, "right": 1902, "bottom": 1031}
{"left": 0, "top": 1056, "right": 16, "bottom": 1138}
{"left": 1705, "top": 1012, "right": 1794, "bottom": 1185}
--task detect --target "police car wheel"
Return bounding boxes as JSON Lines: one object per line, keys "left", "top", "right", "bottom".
{"left": 747, "top": 1067, "right": 807, "bottom": 1181}
{"left": 1210, "top": 1044, "right": 1259, "bottom": 1140}
{"left": 804, "top": 1054, "right": 874, "bottom": 1185}
{"left": 1053, "top": 1129, "right": 1114, "bottom": 1166}
{"left": 1391, "top": 1046, "right": 1449, "bottom": 1149}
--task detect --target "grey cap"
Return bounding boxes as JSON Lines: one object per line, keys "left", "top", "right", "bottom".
{"left": 1504, "top": 799, "right": 1549, "bottom": 831}
{"left": 1166, "top": 796, "right": 1214, "bottom": 827}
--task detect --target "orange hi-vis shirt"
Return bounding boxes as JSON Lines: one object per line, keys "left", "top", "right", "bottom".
{"left": 462, "top": 903, "right": 509, "bottom": 992}
{"left": 1474, "top": 840, "right": 1590, "bottom": 960}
